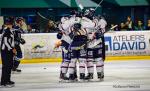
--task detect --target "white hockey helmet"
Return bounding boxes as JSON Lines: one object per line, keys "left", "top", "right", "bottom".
{"left": 84, "top": 8, "right": 95, "bottom": 16}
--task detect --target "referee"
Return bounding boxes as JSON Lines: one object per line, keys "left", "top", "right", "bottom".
{"left": 0, "top": 17, "right": 16, "bottom": 87}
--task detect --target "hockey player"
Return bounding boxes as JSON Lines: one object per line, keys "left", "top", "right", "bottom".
{"left": 57, "top": 15, "right": 73, "bottom": 82}
{"left": 56, "top": 32, "right": 71, "bottom": 81}
{"left": 78, "top": 8, "right": 97, "bottom": 80}
{"left": 94, "top": 16, "right": 107, "bottom": 80}
{"left": 12, "top": 29, "right": 25, "bottom": 73}
{"left": 67, "top": 22, "right": 88, "bottom": 81}
{"left": 58, "top": 11, "right": 83, "bottom": 82}
{"left": 81, "top": 8, "right": 107, "bottom": 81}
{"left": 94, "top": 15, "right": 107, "bottom": 80}
{"left": 87, "top": 15, "right": 107, "bottom": 81}
{"left": 12, "top": 17, "right": 26, "bottom": 73}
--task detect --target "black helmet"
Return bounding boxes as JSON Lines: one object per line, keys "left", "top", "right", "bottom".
{"left": 70, "top": 10, "right": 83, "bottom": 17}
{"left": 73, "top": 23, "right": 81, "bottom": 31}
{"left": 84, "top": 8, "right": 95, "bottom": 19}
{"left": 5, "top": 17, "right": 14, "bottom": 25}
{"left": 16, "top": 17, "right": 23, "bottom": 23}
{"left": 57, "top": 32, "right": 63, "bottom": 39}
{"left": 70, "top": 10, "right": 78, "bottom": 16}
{"left": 76, "top": 11, "right": 83, "bottom": 18}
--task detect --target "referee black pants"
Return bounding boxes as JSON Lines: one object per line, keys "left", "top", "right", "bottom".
{"left": 1, "top": 50, "right": 13, "bottom": 85}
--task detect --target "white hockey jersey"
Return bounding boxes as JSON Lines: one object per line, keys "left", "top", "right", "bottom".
{"left": 97, "top": 18, "right": 107, "bottom": 34}
{"left": 85, "top": 18, "right": 107, "bottom": 48}
{"left": 81, "top": 17, "right": 97, "bottom": 30}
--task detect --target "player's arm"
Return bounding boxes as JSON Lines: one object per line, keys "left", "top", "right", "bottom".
{"left": 98, "top": 19, "right": 107, "bottom": 34}
{"left": 3, "top": 30, "right": 14, "bottom": 50}
{"left": 81, "top": 17, "right": 96, "bottom": 30}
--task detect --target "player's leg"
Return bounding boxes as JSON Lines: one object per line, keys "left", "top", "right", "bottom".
{"left": 95, "top": 58, "right": 104, "bottom": 80}
{"left": 60, "top": 60, "right": 69, "bottom": 80}
{"left": 78, "top": 49, "right": 87, "bottom": 80}
{"left": 92, "top": 38, "right": 104, "bottom": 80}
{"left": 84, "top": 48, "right": 94, "bottom": 80}
{"left": 95, "top": 48, "right": 104, "bottom": 80}
{"left": 12, "top": 46, "right": 22, "bottom": 73}
{"left": 68, "top": 50, "right": 77, "bottom": 81}
{"left": 60, "top": 49, "right": 70, "bottom": 80}
{"left": 73, "top": 60, "right": 78, "bottom": 81}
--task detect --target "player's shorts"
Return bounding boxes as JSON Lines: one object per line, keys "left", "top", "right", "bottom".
{"left": 62, "top": 49, "right": 71, "bottom": 62}
{"left": 70, "top": 42, "right": 87, "bottom": 59}
{"left": 71, "top": 49, "right": 87, "bottom": 59}
{"left": 87, "top": 43, "right": 103, "bottom": 59}
{"left": 70, "top": 35, "right": 87, "bottom": 59}
{"left": 71, "top": 35, "right": 87, "bottom": 49}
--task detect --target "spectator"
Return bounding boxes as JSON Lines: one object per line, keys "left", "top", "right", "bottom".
{"left": 45, "top": 20, "right": 56, "bottom": 33}
{"left": 125, "top": 16, "right": 134, "bottom": 30}
{"left": 21, "top": 18, "right": 28, "bottom": 33}
{"left": 27, "top": 25, "right": 34, "bottom": 33}
{"left": 15, "top": 17, "right": 28, "bottom": 33}
{"left": 146, "top": 19, "right": 150, "bottom": 30}
{"left": 134, "top": 20, "right": 145, "bottom": 30}
{"left": 110, "top": 24, "right": 114, "bottom": 31}
{"left": 119, "top": 22, "right": 127, "bottom": 31}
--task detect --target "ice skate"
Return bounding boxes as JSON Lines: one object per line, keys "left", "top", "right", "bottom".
{"left": 97, "top": 72, "right": 104, "bottom": 82}
{"left": 84, "top": 73, "right": 94, "bottom": 82}
{"left": 79, "top": 73, "right": 86, "bottom": 82}
{"left": 59, "top": 73, "right": 69, "bottom": 83}
{"left": 12, "top": 68, "right": 22, "bottom": 74}
{"left": 0, "top": 81, "right": 15, "bottom": 88}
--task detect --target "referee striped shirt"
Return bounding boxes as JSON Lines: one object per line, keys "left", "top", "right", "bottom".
{"left": 0, "top": 28, "right": 15, "bottom": 51}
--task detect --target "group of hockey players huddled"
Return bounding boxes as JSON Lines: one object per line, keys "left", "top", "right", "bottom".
{"left": 55, "top": 8, "right": 107, "bottom": 82}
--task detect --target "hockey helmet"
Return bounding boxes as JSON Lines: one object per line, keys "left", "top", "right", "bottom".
{"left": 5, "top": 17, "right": 14, "bottom": 25}
{"left": 84, "top": 8, "right": 95, "bottom": 19}
{"left": 73, "top": 23, "right": 81, "bottom": 31}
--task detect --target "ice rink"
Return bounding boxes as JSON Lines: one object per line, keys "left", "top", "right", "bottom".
{"left": 0, "top": 60, "right": 150, "bottom": 91}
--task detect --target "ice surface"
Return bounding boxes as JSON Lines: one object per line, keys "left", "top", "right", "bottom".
{"left": 0, "top": 60, "right": 150, "bottom": 91}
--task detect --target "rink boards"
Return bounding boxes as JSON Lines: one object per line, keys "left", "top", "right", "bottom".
{"left": 0, "top": 31, "right": 150, "bottom": 63}
{"left": 19, "top": 56, "right": 150, "bottom": 63}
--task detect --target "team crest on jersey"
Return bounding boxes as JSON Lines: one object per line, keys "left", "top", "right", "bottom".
{"left": 80, "top": 49, "right": 86, "bottom": 56}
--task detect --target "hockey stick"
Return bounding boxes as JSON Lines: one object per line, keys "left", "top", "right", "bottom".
{"left": 37, "top": 12, "right": 49, "bottom": 21}
{"left": 78, "top": 24, "right": 118, "bottom": 49}
{"left": 94, "top": 0, "right": 104, "bottom": 11}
